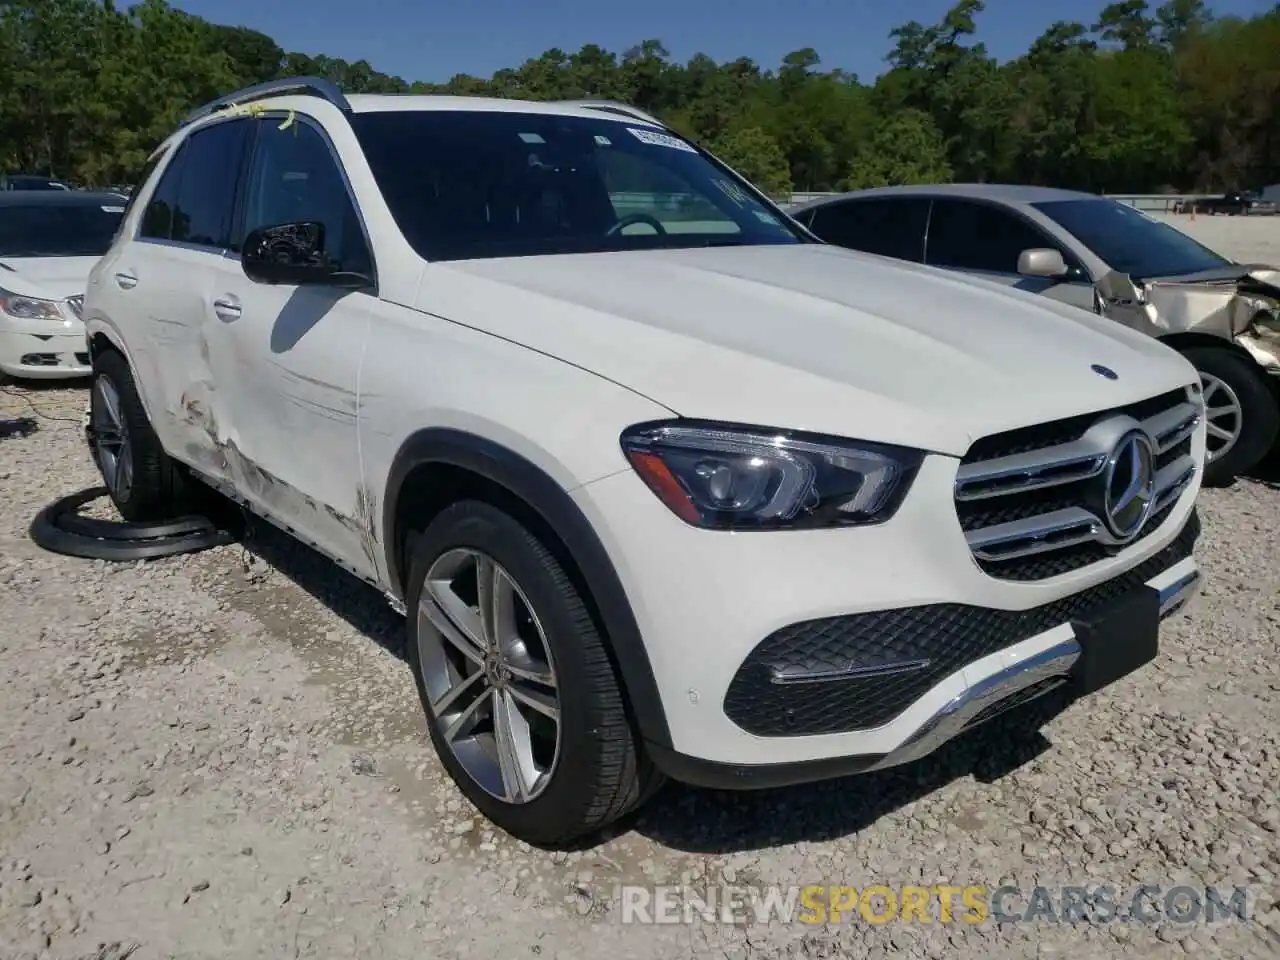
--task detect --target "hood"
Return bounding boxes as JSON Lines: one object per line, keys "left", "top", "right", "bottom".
{"left": 0, "top": 256, "right": 99, "bottom": 300}
{"left": 426, "top": 244, "right": 1197, "bottom": 457}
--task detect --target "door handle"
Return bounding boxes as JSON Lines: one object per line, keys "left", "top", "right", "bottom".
{"left": 212, "top": 296, "right": 241, "bottom": 321}
{"left": 114, "top": 272, "right": 137, "bottom": 290}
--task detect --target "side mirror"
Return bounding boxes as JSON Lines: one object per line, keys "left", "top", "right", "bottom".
{"left": 1017, "top": 247, "right": 1069, "bottom": 278}
{"left": 241, "top": 222, "right": 370, "bottom": 289}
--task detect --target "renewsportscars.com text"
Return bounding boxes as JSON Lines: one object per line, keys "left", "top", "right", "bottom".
{"left": 615, "top": 883, "right": 1253, "bottom": 926}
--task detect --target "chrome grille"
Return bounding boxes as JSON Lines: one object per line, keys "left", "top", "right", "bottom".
{"left": 955, "top": 387, "right": 1200, "bottom": 582}
{"left": 65, "top": 295, "right": 84, "bottom": 319}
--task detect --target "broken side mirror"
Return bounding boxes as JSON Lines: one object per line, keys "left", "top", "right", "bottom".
{"left": 241, "top": 221, "right": 370, "bottom": 289}
{"left": 1017, "top": 247, "right": 1069, "bottom": 279}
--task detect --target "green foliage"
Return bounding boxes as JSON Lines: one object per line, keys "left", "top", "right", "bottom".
{"left": 1, "top": 0, "right": 1276, "bottom": 195}
{"left": 845, "top": 109, "right": 953, "bottom": 188}
{"left": 707, "top": 126, "right": 793, "bottom": 197}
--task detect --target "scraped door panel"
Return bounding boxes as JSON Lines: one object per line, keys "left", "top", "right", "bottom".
{"left": 198, "top": 113, "right": 379, "bottom": 575}
{"left": 203, "top": 257, "right": 375, "bottom": 573}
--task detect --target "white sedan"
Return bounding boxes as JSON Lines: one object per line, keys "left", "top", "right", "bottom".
{"left": 0, "top": 192, "right": 126, "bottom": 379}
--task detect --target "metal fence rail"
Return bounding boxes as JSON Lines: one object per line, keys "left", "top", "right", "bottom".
{"left": 785, "top": 191, "right": 1214, "bottom": 212}
{"left": 615, "top": 190, "right": 1217, "bottom": 212}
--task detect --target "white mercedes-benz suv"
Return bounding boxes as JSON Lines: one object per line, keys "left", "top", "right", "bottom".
{"left": 82, "top": 78, "right": 1206, "bottom": 846}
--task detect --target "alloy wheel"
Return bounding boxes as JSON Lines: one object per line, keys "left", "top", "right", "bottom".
{"left": 416, "top": 547, "right": 562, "bottom": 803}
{"left": 90, "top": 375, "right": 134, "bottom": 501}
{"left": 1200, "top": 372, "right": 1243, "bottom": 464}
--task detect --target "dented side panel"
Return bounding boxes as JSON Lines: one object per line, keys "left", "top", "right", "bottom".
{"left": 1096, "top": 267, "right": 1280, "bottom": 371}
{"left": 201, "top": 254, "right": 377, "bottom": 576}
{"left": 102, "top": 242, "right": 231, "bottom": 477}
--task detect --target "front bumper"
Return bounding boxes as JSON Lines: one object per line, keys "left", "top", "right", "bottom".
{"left": 0, "top": 328, "right": 90, "bottom": 379}
{"left": 649, "top": 537, "right": 1200, "bottom": 790}
{"left": 573, "top": 433, "right": 1203, "bottom": 771}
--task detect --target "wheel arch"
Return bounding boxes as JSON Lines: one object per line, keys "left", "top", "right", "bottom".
{"left": 1157, "top": 330, "right": 1258, "bottom": 363}
{"left": 86, "top": 325, "right": 163, "bottom": 425}
{"left": 382, "top": 427, "right": 673, "bottom": 749}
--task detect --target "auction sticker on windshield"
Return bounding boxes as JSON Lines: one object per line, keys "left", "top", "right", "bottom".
{"left": 627, "top": 127, "right": 698, "bottom": 153}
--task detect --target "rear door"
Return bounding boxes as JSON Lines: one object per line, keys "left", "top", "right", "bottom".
{"left": 87, "top": 119, "right": 253, "bottom": 473}
{"left": 923, "top": 197, "right": 1094, "bottom": 309}
{"left": 806, "top": 196, "right": 929, "bottom": 263}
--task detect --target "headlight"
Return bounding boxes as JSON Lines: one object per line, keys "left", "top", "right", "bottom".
{"left": 1253, "top": 310, "right": 1279, "bottom": 335}
{"left": 619, "top": 421, "right": 924, "bottom": 530}
{"left": 0, "top": 287, "right": 64, "bottom": 320}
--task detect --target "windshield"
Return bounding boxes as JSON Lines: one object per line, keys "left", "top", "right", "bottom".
{"left": 0, "top": 202, "right": 124, "bottom": 257}
{"left": 1033, "top": 198, "right": 1231, "bottom": 280}
{"left": 350, "top": 110, "right": 807, "bottom": 261}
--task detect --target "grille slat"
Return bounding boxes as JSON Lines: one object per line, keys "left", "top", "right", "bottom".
{"left": 956, "top": 388, "right": 1200, "bottom": 582}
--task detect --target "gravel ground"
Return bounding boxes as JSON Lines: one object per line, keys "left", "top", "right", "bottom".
{"left": 1, "top": 216, "right": 1278, "bottom": 960}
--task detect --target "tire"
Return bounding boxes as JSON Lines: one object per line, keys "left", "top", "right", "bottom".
{"left": 88, "top": 347, "right": 190, "bottom": 522}
{"left": 1182, "top": 346, "right": 1280, "bottom": 486}
{"left": 29, "top": 486, "right": 237, "bottom": 561}
{"left": 404, "top": 500, "right": 664, "bottom": 846}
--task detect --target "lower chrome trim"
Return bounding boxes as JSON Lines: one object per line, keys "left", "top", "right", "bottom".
{"left": 863, "top": 566, "right": 1202, "bottom": 773}
{"left": 864, "top": 639, "right": 1081, "bottom": 772}
{"left": 1157, "top": 568, "right": 1201, "bottom": 617}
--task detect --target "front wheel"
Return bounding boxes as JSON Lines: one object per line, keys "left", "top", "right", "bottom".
{"left": 1182, "top": 346, "right": 1280, "bottom": 486}
{"left": 87, "top": 348, "right": 190, "bottom": 521}
{"left": 404, "top": 500, "right": 663, "bottom": 846}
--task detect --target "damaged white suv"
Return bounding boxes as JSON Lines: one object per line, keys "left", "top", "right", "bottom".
{"left": 83, "top": 79, "right": 1207, "bottom": 846}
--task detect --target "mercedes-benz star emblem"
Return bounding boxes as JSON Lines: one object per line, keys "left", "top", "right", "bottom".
{"left": 1102, "top": 431, "right": 1156, "bottom": 540}
{"left": 1091, "top": 364, "right": 1119, "bottom": 380}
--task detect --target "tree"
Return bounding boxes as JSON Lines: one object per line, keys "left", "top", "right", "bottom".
{"left": 845, "top": 109, "right": 952, "bottom": 188}
{"left": 0, "top": 0, "right": 1273, "bottom": 195}
{"left": 707, "top": 126, "right": 793, "bottom": 197}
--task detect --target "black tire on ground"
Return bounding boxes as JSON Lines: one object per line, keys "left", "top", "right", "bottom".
{"left": 89, "top": 347, "right": 190, "bottom": 522}
{"left": 404, "top": 499, "right": 664, "bottom": 846}
{"left": 1182, "top": 346, "right": 1280, "bottom": 486}
{"left": 29, "top": 487, "right": 237, "bottom": 561}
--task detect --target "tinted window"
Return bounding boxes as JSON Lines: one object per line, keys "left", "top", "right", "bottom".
{"left": 350, "top": 110, "right": 806, "bottom": 261}
{"left": 170, "top": 119, "right": 250, "bottom": 248}
{"left": 808, "top": 197, "right": 929, "bottom": 262}
{"left": 241, "top": 118, "right": 371, "bottom": 274}
{"left": 926, "top": 199, "right": 1065, "bottom": 274}
{"left": 597, "top": 149, "right": 740, "bottom": 236}
{"left": 140, "top": 146, "right": 186, "bottom": 240}
{"left": 0, "top": 202, "right": 125, "bottom": 257}
{"left": 117, "top": 147, "right": 167, "bottom": 240}
{"left": 1034, "top": 198, "right": 1229, "bottom": 280}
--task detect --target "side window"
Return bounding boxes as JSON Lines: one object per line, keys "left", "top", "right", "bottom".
{"left": 139, "top": 145, "right": 186, "bottom": 240}
{"left": 808, "top": 197, "right": 929, "bottom": 262}
{"left": 241, "top": 118, "right": 372, "bottom": 274}
{"left": 595, "top": 150, "right": 740, "bottom": 236}
{"left": 926, "top": 199, "right": 1069, "bottom": 275}
{"left": 119, "top": 146, "right": 168, "bottom": 240}
{"left": 170, "top": 119, "right": 251, "bottom": 249}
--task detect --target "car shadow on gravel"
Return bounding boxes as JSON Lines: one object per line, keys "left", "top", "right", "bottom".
{"left": 0, "top": 415, "right": 39, "bottom": 440}
{"left": 1244, "top": 445, "right": 1280, "bottom": 488}
{"left": 626, "top": 693, "right": 1070, "bottom": 855}
{"left": 230, "top": 515, "right": 407, "bottom": 660}
{"left": 213, "top": 500, "right": 1075, "bottom": 856}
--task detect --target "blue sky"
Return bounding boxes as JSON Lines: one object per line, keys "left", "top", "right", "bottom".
{"left": 173, "top": 0, "right": 1276, "bottom": 85}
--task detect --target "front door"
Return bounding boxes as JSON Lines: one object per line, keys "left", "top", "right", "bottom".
{"left": 202, "top": 113, "right": 379, "bottom": 574}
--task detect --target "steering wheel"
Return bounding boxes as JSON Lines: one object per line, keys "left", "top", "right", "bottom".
{"left": 605, "top": 213, "right": 668, "bottom": 237}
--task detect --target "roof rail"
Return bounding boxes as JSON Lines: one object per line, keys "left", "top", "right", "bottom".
{"left": 183, "top": 76, "right": 351, "bottom": 127}
{"left": 555, "top": 100, "right": 667, "bottom": 128}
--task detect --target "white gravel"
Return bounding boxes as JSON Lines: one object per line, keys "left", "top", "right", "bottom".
{"left": 1, "top": 219, "right": 1278, "bottom": 959}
